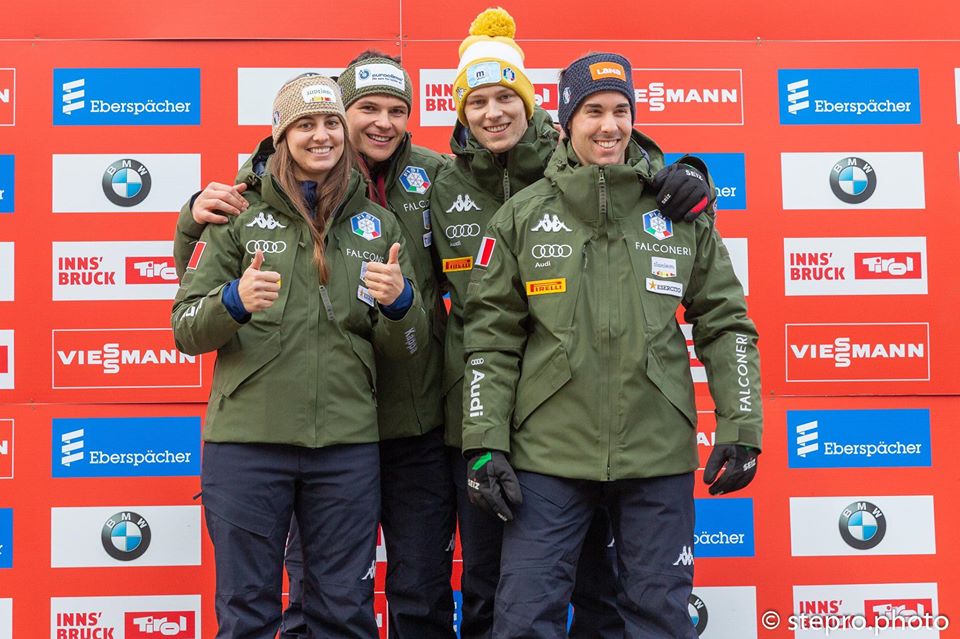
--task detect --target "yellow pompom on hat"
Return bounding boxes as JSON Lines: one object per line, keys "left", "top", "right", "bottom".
{"left": 452, "top": 7, "right": 535, "bottom": 126}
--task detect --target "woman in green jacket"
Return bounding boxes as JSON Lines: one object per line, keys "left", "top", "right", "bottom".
{"left": 172, "top": 74, "right": 426, "bottom": 638}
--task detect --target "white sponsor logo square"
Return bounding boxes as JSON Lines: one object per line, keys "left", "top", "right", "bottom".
{"left": 53, "top": 241, "right": 178, "bottom": 301}
{"left": 784, "top": 237, "right": 927, "bottom": 296}
{"left": 0, "top": 330, "right": 12, "bottom": 390}
{"left": 691, "top": 586, "right": 757, "bottom": 638}
{"left": 781, "top": 152, "right": 924, "bottom": 210}
{"left": 0, "top": 243, "right": 12, "bottom": 301}
{"left": 0, "top": 599, "right": 10, "bottom": 639}
{"left": 722, "top": 237, "right": 749, "bottom": 295}
{"left": 51, "top": 594, "right": 200, "bottom": 639}
{"left": 791, "top": 582, "right": 941, "bottom": 638}
{"left": 238, "top": 68, "right": 343, "bottom": 125}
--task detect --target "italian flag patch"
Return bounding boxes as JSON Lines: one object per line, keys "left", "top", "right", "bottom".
{"left": 186, "top": 241, "right": 206, "bottom": 270}
{"left": 476, "top": 236, "right": 496, "bottom": 268}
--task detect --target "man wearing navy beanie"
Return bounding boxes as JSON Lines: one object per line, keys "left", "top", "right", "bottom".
{"left": 461, "top": 51, "right": 763, "bottom": 638}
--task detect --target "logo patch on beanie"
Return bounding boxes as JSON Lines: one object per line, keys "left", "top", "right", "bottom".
{"left": 467, "top": 61, "right": 501, "bottom": 88}
{"left": 502, "top": 67, "right": 516, "bottom": 83}
{"left": 589, "top": 62, "right": 626, "bottom": 81}
{"left": 302, "top": 84, "right": 338, "bottom": 103}
{"left": 562, "top": 87, "right": 572, "bottom": 104}
{"left": 355, "top": 64, "right": 406, "bottom": 92}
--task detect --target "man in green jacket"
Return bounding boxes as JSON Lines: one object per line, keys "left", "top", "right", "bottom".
{"left": 461, "top": 53, "right": 762, "bottom": 638}
{"left": 174, "top": 54, "right": 456, "bottom": 639}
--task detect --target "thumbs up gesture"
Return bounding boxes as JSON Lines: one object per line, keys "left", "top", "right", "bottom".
{"left": 238, "top": 250, "right": 282, "bottom": 312}
{"left": 364, "top": 242, "right": 405, "bottom": 306}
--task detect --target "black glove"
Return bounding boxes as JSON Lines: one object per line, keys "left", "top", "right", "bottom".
{"left": 703, "top": 444, "right": 759, "bottom": 495}
{"left": 651, "top": 163, "right": 712, "bottom": 223}
{"left": 466, "top": 451, "right": 523, "bottom": 522}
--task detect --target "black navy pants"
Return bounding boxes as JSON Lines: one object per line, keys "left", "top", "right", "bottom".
{"left": 450, "top": 449, "right": 625, "bottom": 639}
{"left": 284, "top": 428, "right": 457, "bottom": 639}
{"left": 202, "top": 441, "right": 380, "bottom": 639}
{"left": 495, "top": 471, "right": 697, "bottom": 639}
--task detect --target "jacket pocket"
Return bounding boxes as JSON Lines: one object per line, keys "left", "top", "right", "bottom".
{"left": 201, "top": 483, "right": 277, "bottom": 538}
{"left": 212, "top": 331, "right": 283, "bottom": 398}
{"left": 513, "top": 346, "right": 573, "bottom": 429}
{"left": 347, "top": 333, "right": 376, "bottom": 391}
{"left": 645, "top": 346, "right": 697, "bottom": 428}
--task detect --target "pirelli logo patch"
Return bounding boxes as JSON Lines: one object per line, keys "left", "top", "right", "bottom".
{"left": 442, "top": 257, "right": 473, "bottom": 272}
{"left": 526, "top": 278, "right": 566, "bottom": 296}
{"left": 186, "top": 241, "right": 206, "bottom": 270}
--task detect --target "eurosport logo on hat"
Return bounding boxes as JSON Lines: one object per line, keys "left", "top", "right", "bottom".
{"left": 689, "top": 587, "right": 758, "bottom": 638}
{"left": 52, "top": 328, "right": 202, "bottom": 390}
{"left": 52, "top": 154, "right": 200, "bottom": 213}
{"left": 237, "top": 67, "right": 342, "bottom": 125}
{"left": 0, "top": 155, "right": 13, "bottom": 212}
{"left": 51, "top": 505, "right": 201, "bottom": 567}
{"left": 51, "top": 595, "right": 201, "bottom": 639}
{"left": 0, "top": 69, "right": 14, "bottom": 126}
{"left": 0, "top": 243, "right": 12, "bottom": 302}
{"left": 0, "top": 419, "right": 12, "bottom": 479}
{"left": 779, "top": 68, "right": 921, "bottom": 125}
{"left": 0, "top": 330, "right": 13, "bottom": 390}
{"left": 785, "top": 322, "right": 930, "bottom": 383}
{"left": 52, "top": 68, "right": 200, "bottom": 125}
{"left": 0, "top": 509, "right": 10, "bottom": 569}
{"left": 665, "top": 153, "right": 745, "bottom": 210}
{"left": 53, "top": 241, "right": 180, "bottom": 300}
{"left": 634, "top": 69, "right": 743, "bottom": 125}
{"left": 792, "top": 583, "right": 943, "bottom": 638}
{"left": 693, "top": 498, "right": 754, "bottom": 558}
{"left": 419, "top": 68, "right": 562, "bottom": 126}
{"left": 789, "top": 495, "right": 935, "bottom": 557}
{"left": 784, "top": 237, "right": 927, "bottom": 296}
{"left": 788, "top": 409, "right": 931, "bottom": 469}
{"left": 52, "top": 417, "right": 201, "bottom": 478}
{"left": 781, "top": 152, "right": 925, "bottom": 210}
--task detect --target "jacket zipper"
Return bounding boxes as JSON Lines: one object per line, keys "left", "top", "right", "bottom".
{"left": 502, "top": 169, "right": 511, "bottom": 201}
{"left": 318, "top": 284, "right": 335, "bottom": 321}
{"left": 597, "top": 167, "right": 612, "bottom": 480}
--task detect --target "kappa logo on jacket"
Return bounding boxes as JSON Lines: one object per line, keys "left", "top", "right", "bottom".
{"left": 672, "top": 545, "right": 694, "bottom": 566}
{"left": 531, "top": 214, "right": 572, "bottom": 233}
{"left": 245, "top": 212, "right": 286, "bottom": 230}
{"left": 445, "top": 194, "right": 481, "bottom": 213}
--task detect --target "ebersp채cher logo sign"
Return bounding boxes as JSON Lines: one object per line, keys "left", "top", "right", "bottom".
{"left": 779, "top": 69, "right": 920, "bottom": 125}
{"left": 53, "top": 417, "right": 201, "bottom": 478}
{"left": 53, "top": 68, "right": 200, "bottom": 126}
{"left": 693, "top": 498, "right": 754, "bottom": 558}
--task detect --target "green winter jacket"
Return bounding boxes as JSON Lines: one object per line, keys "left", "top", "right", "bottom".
{"left": 173, "top": 136, "right": 446, "bottom": 441}
{"left": 171, "top": 147, "right": 427, "bottom": 447}
{"left": 461, "top": 134, "right": 762, "bottom": 481}
{"left": 430, "top": 107, "right": 559, "bottom": 447}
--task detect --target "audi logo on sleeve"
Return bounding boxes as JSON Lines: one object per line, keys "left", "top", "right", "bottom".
{"left": 444, "top": 224, "right": 481, "bottom": 239}
{"left": 530, "top": 244, "right": 573, "bottom": 259}
{"left": 245, "top": 240, "right": 287, "bottom": 254}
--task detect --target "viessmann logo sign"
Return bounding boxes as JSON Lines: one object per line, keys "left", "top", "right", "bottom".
{"left": 52, "top": 328, "right": 202, "bottom": 390}
{"left": 785, "top": 323, "right": 930, "bottom": 382}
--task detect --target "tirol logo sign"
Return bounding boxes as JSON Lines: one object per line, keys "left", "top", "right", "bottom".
{"left": 779, "top": 68, "right": 921, "bottom": 125}
{"left": 788, "top": 409, "right": 931, "bottom": 469}
{"left": 0, "top": 68, "right": 13, "bottom": 126}
{"left": 420, "top": 68, "right": 562, "bottom": 127}
{"left": 0, "top": 330, "right": 12, "bottom": 390}
{"left": 52, "top": 328, "right": 202, "bottom": 390}
{"left": 785, "top": 323, "right": 929, "bottom": 382}
{"left": 664, "top": 153, "right": 745, "bottom": 210}
{"left": 52, "top": 154, "right": 200, "bottom": 213}
{"left": 693, "top": 498, "right": 754, "bottom": 558}
{"left": 0, "top": 419, "right": 12, "bottom": 479}
{"left": 53, "top": 68, "right": 200, "bottom": 126}
{"left": 781, "top": 152, "right": 925, "bottom": 210}
{"left": 0, "top": 154, "right": 13, "bottom": 212}
{"left": 51, "top": 595, "right": 201, "bottom": 639}
{"left": 52, "top": 417, "right": 201, "bottom": 478}
{"left": 53, "top": 241, "right": 180, "bottom": 300}
{"left": 633, "top": 69, "right": 743, "bottom": 125}
{"left": 784, "top": 237, "right": 927, "bottom": 296}
{"left": 789, "top": 495, "right": 935, "bottom": 557}
{"left": 793, "top": 583, "right": 943, "bottom": 638}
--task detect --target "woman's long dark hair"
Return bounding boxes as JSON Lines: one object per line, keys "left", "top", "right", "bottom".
{"left": 271, "top": 122, "right": 357, "bottom": 283}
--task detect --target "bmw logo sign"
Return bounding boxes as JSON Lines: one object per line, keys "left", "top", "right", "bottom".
{"left": 688, "top": 594, "right": 708, "bottom": 635}
{"left": 838, "top": 501, "right": 886, "bottom": 550}
{"left": 829, "top": 156, "right": 876, "bottom": 204}
{"left": 102, "top": 158, "right": 151, "bottom": 207}
{"left": 101, "top": 511, "right": 152, "bottom": 561}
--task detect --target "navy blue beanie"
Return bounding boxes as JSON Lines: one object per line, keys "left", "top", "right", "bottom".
{"left": 557, "top": 52, "right": 635, "bottom": 132}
